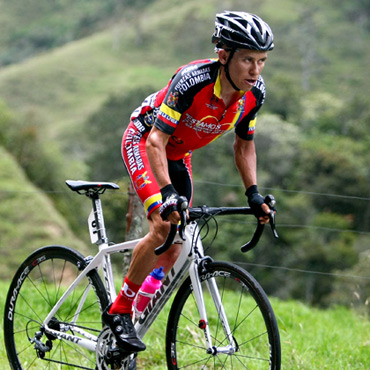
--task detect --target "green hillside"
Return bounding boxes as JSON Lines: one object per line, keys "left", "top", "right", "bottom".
{"left": 0, "top": 30, "right": 174, "bottom": 140}
{"left": 0, "top": 0, "right": 368, "bottom": 149}
{"left": 0, "top": 0, "right": 129, "bottom": 66}
{"left": 0, "top": 146, "right": 86, "bottom": 279}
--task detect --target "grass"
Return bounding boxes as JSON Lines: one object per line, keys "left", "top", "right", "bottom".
{"left": 275, "top": 299, "right": 370, "bottom": 369}
{"left": 137, "top": 295, "right": 370, "bottom": 369}
{"left": 2, "top": 277, "right": 369, "bottom": 369}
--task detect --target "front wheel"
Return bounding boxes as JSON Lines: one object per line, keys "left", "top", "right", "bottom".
{"left": 166, "top": 261, "right": 281, "bottom": 369}
{"left": 4, "top": 245, "right": 109, "bottom": 370}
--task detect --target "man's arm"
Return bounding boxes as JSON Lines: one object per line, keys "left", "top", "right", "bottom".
{"left": 233, "top": 135, "right": 257, "bottom": 189}
{"left": 233, "top": 135, "right": 270, "bottom": 223}
{"left": 146, "top": 126, "right": 172, "bottom": 188}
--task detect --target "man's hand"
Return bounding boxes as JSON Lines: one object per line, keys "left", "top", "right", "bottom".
{"left": 245, "top": 185, "right": 271, "bottom": 224}
{"left": 159, "top": 184, "right": 180, "bottom": 224}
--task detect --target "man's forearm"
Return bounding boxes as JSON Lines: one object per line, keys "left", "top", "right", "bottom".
{"left": 234, "top": 136, "right": 257, "bottom": 189}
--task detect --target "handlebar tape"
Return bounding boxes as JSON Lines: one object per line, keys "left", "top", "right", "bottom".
{"left": 240, "top": 222, "right": 265, "bottom": 253}
{"left": 154, "top": 224, "right": 178, "bottom": 256}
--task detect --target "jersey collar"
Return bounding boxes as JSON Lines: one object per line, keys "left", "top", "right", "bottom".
{"left": 214, "top": 69, "right": 222, "bottom": 99}
{"left": 214, "top": 67, "right": 246, "bottom": 101}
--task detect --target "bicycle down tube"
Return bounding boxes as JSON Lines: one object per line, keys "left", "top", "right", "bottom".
{"left": 135, "top": 222, "right": 195, "bottom": 338}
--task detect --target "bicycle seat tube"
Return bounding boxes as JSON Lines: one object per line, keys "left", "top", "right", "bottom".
{"left": 87, "top": 191, "right": 118, "bottom": 303}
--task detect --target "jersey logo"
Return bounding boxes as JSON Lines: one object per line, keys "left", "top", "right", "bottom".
{"left": 206, "top": 103, "right": 219, "bottom": 110}
{"left": 167, "top": 91, "right": 179, "bottom": 108}
{"left": 135, "top": 172, "right": 152, "bottom": 189}
{"left": 236, "top": 99, "right": 245, "bottom": 112}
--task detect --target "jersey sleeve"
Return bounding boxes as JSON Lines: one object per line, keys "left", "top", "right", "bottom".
{"left": 154, "top": 73, "right": 191, "bottom": 135}
{"left": 235, "top": 75, "right": 266, "bottom": 140}
{"left": 155, "top": 92, "right": 184, "bottom": 135}
{"left": 234, "top": 109, "right": 258, "bottom": 140}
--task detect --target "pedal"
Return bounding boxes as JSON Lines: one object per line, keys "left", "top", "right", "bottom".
{"left": 106, "top": 346, "right": 131, "bottom": 360}
{"left": 96, "top": 327, "right": 133, "bottom": 370}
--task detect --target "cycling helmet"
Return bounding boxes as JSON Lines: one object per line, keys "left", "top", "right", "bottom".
{"left": 212, "top": 11, "right": 274, "bottom": 51}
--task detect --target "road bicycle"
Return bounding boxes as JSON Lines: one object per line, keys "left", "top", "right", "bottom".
{"left": 4, "top": 179, "right": 281, "bottom": 369}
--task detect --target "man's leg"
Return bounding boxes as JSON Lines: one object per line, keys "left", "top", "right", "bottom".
{"left": 110, "top": 210, "right": 180, "bottom": 313}
{"left": 103, "top": 210, "right": 181, "bottom": 352}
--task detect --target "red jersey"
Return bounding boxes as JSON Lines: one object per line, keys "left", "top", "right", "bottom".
{"left": 131, "top": 58, "right": 266, "bottom": 161}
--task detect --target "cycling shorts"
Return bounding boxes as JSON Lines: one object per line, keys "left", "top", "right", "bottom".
{"left": 122, "top": 120, "right": 193, "bottom": 218}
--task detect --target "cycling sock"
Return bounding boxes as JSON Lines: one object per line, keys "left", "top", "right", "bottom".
{"left": 109, "top": 276, "right": 141, "bottom": 314}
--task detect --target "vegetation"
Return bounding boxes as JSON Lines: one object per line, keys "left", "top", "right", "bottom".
{"left": 0, "top": 0, "right": 369, "bottom": 314}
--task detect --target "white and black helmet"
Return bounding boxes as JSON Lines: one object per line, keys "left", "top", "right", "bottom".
{"left": 212, "top": 11, "right": 274, "bottom": 51}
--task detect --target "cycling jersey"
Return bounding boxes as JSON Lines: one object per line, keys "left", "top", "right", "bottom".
{"left": 123, "top": 58, "right": 266, "bottom": 216}
{"left": 131, "top": 58, "right": 266, "bottom": 160}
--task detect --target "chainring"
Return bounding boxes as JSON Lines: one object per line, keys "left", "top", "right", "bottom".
{"left": 96, "top": 326, "right": 134, "bottom": 370}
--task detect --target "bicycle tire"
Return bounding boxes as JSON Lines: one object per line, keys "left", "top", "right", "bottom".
{"left": 166, "top": 261, "right": 281, "bottom": 370}
{"left": 4, "top": 245, "right": 109, "bottom": 370}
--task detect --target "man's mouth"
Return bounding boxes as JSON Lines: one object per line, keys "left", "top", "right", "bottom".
{"left": 245, "top": 79, "right": 257, "bottom": 86}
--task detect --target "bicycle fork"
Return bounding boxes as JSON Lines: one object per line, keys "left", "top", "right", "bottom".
{"left": 189, "top": 261, "right": 237, "bottom": 356}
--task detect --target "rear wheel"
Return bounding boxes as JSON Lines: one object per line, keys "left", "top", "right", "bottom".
{"left": 4, "top": 245, "right": 109, "bottom": 369}
{"left": 166, "top": 261, "right": 281, "bottom": 369}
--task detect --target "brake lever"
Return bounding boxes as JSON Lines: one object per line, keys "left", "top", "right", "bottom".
{"left": 265, "top": 194, "right": 279, "bottom": 239}
{"left": 178, "top": 196, "right": 188, "bottom": 241}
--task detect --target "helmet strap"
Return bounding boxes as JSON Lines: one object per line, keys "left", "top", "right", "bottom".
{"left": 224, "top": 49, "right": 241, "bottom": 91}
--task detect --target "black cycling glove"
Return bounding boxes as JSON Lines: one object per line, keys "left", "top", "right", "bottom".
{"left": 159, "top": 184, "right": 180, "bottom": 221}
{"left": 245, "top": 185, "right": 267, "bottom": 218}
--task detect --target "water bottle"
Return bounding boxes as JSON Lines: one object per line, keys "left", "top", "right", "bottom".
{"left": 134, "top": 266, "right": 165, "bottom": 316}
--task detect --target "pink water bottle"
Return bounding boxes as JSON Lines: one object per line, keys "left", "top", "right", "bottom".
{"left": 135, "top": 266, "right": 165, "bottom": 314}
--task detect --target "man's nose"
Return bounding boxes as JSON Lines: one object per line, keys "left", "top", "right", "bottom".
{"left": 249, "top": 62, "right": 259, "bottom": 76}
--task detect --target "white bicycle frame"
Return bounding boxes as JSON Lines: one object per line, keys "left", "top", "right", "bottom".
{"left": 41, "top": 195, "right": 236, "bottom": 356}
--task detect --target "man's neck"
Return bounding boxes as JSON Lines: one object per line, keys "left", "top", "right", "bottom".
{"left": 219, "top": 67, "right": 242, "bottom": 108}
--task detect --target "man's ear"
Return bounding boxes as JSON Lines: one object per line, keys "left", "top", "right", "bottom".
{"left": 218, "top": 49, "right": 229, "bottom": 66}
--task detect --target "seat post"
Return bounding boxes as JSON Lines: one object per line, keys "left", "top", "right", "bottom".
{"left": 89, "top": 191, "right": 108, "bottom": 245}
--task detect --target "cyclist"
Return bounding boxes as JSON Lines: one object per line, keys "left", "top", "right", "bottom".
{"left": 103, "top": 11, "right": 275, "bottom": 353}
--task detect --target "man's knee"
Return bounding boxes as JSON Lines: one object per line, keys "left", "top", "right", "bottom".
{"left": 148, "top": 212, "right": 171, "bottom": 245}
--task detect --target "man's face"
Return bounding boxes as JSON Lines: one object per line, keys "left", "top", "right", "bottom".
{"left": 223, "top": 49, "right": 268, "bottom": 91}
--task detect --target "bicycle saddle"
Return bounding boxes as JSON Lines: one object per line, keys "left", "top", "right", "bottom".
{"left": 66, "top": 180, "right": 120, "bottom": 192}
